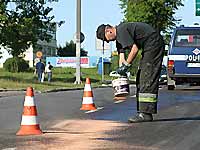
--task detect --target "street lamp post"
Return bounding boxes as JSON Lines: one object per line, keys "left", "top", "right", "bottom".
{"left": 74, "top": 0, "right": 81, "bottom": 84}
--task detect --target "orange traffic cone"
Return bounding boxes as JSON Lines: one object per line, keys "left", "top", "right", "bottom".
{"left": 16, "top": 87, "right": 43, "bottom": 136}
{"left": 80, "top": 78, "right": 97, "bottom": 110}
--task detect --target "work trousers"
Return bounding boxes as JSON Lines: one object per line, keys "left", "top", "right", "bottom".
{"left": 136, "top": 33, "right": 164, "bottom": 114}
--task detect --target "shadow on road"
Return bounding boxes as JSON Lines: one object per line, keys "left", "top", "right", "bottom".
{"left": 153, "top": 116, "right": 200, "bottom": 122}
{"left": 43, "top": 131, "right": 90, "bottom": 134}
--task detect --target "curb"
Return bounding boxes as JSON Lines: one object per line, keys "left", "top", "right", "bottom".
{"left": 0, "top": 89, "right": 26, "bottom": 92}
{"left": 0, "top": 84, "right": 113, "bottom": 95}
{"left": 43, "top": 84, "right": 113, "bottom": 93}
{"left": 0, "top": 80, "right": 136, "bottom": 96}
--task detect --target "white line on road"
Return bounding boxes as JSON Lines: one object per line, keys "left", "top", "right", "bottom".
{"left": 2, "top": 148, "right": 17, "bottom": 150}
{"left": 114, "top": 100, "right": 125, "bottom": 104}
{"left": 85, "top": 107, "right": 104, "bottom": 114}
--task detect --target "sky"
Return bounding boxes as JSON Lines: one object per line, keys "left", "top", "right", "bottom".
{"left": 176, "top": 0, "right": 200, "bottom": 26}
{"left": 50, "top": 0, "right": 200, "bottom": 57}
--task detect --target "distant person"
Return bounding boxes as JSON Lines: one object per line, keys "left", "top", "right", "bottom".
{"left": 36, "top": 59, "right": 45, "bottom": 83}
{"left": 45, "top": 62, "right": 53, "bottom": 82}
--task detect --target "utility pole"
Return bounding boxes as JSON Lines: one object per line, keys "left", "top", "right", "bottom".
{"left": 74, "top": 0, "right": 81, "bottom": 84}
{"left": 101, "top": 41, "right": 105, "bottom": 83}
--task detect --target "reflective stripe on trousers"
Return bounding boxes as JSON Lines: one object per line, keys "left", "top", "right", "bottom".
{"left": 137, "top": 92, "right": 158, "bottom": 114}
{"left": 138, "top": 93, "right": 157, "bottom": 103}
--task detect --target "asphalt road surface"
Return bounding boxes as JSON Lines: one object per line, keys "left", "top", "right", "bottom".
{"left": 0, "top": 85, "right": 200, "bottom": 150}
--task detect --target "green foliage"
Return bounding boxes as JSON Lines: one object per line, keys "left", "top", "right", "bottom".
{"left": 0, "top": 0, "right": 60, "bottom": 57}
{"left": 111, "top": 55, "right": 119, "bottom": 71}
{"left": 0, "top": 67, "right": 113, "bottom": 91}
{"left": 4, "top": 57, "right": 29, "bottom": 72}
{"left": 119, "top": 0, "right": 184, "bottom": 33}
{"left": 111, "top": 50, "right": 142, "bottom": 76}
{"left": 57, "top": 40, "right": 88, "bottom": 57}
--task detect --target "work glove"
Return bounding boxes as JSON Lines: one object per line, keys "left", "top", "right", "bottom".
{"left": 116, "top": 62, "right": 131, "bottom": 77}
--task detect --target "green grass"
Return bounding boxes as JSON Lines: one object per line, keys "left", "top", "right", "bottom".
{"left": 0, "top": 67, "right": 113, "bottom": 92}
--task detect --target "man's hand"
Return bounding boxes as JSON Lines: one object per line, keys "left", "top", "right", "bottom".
{"left": 116, "top": 62, "right": 131, "bottom": 77}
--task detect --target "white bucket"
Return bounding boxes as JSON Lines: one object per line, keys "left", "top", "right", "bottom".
{"left": 112, "top": 78, "right": 129, "bottom": 96}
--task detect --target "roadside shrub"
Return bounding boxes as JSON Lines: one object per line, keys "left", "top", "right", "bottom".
{"left": 129, "top": 50, "right": 141, "bottom": 76}
{"left": 111, "top": 55, "right": 119, "bottom": 71}
{"left": 111, "top": 50, "right": 142, "bottom": 76}
{"left": 4, "top": 57, "right": 29, "bottom": 72}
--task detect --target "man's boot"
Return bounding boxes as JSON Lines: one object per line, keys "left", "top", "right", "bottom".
{"left": 128, "top": 113, "right": 153, "bottom": 123}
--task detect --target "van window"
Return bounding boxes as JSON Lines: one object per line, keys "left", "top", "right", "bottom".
{"left": 174, "top": 29, "right": 200, "bottom": 47}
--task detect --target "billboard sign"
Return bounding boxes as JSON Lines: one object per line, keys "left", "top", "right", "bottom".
{"left": 196, "top": 0, "right": 200, "bottom": 16}
{"left": 55, "top": 57, "right": 89, "bottom": 68}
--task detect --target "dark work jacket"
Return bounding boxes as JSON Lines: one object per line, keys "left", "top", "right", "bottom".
{"left": 36, "top": 62, "right": 45, "bottom": 73}
{"left": 116, "top": 22, "right": 163, "bottom": 53}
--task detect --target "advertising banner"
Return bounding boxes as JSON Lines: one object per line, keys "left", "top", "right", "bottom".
{"left": 50, "top": 57, "right": 89, "bottom": 68}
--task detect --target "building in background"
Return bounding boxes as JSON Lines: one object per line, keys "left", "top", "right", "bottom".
{"left": 0, "top": 47, "right": 12, "bottom": 68}
{"left": 34, "top": 23, "right": 57, "bottom": 60}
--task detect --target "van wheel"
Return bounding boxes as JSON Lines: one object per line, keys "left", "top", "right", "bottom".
{"left": 168, "top": 85, "right": 175, "bottom": 90}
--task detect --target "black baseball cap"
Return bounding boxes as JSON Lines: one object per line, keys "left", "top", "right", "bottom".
{"left": 96, "top": 24, "right": 110, "bottom": 43}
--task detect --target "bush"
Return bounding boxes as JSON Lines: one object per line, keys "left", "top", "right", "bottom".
{"left": 111, "top": 55, "right": 119, "bottom": 71}
{"left": 4, "top": 57, "right": 29, "bottom": 72}
{"left": 111, "top": 50, "right": 142, "bottom": 76}
{"left": 129, "top": 50, "right": 142, "bottom": 76}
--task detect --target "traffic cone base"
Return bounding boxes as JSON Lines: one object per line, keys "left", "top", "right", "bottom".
{"left": 16, "top": 125, "right": 43, "bottom": 135}
{"left": 80, "top": 104, "right": 96, "bottom": 110}
{"left": 80, "top": 97, "right": 97, "bottom": 110}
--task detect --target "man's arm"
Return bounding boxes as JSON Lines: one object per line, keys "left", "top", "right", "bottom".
{"left": 115, "top": 44, "right": 138, "bottom": 76}
{"left": 119, "top": 53, "right": 126, "bottom": 66}
{"left": 126, "top": 44, "right": 138, "bottom": 64}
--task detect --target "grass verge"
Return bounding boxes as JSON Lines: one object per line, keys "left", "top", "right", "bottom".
{"left": 0, "top": 67, "right": 114, "bottom": 92}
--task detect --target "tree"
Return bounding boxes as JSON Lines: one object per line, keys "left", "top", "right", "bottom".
{"left": 57, "top": 40, "right": 88, "bottom": 57}
{"left": 119, "top": 0, "right": 184, "bottom": 33}
{"left": 0, "top": 0, "right": 61, "bottom": 57}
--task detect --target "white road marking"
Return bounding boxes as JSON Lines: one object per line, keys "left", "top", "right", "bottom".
{"left": 2, "top": 148, "right": 17, "bottom": 150}
{"left": 85, "top": 107, "right": 104, "bottom": 114}
{"left": 114, "top": 100, "right": 125, "bottom": 104}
